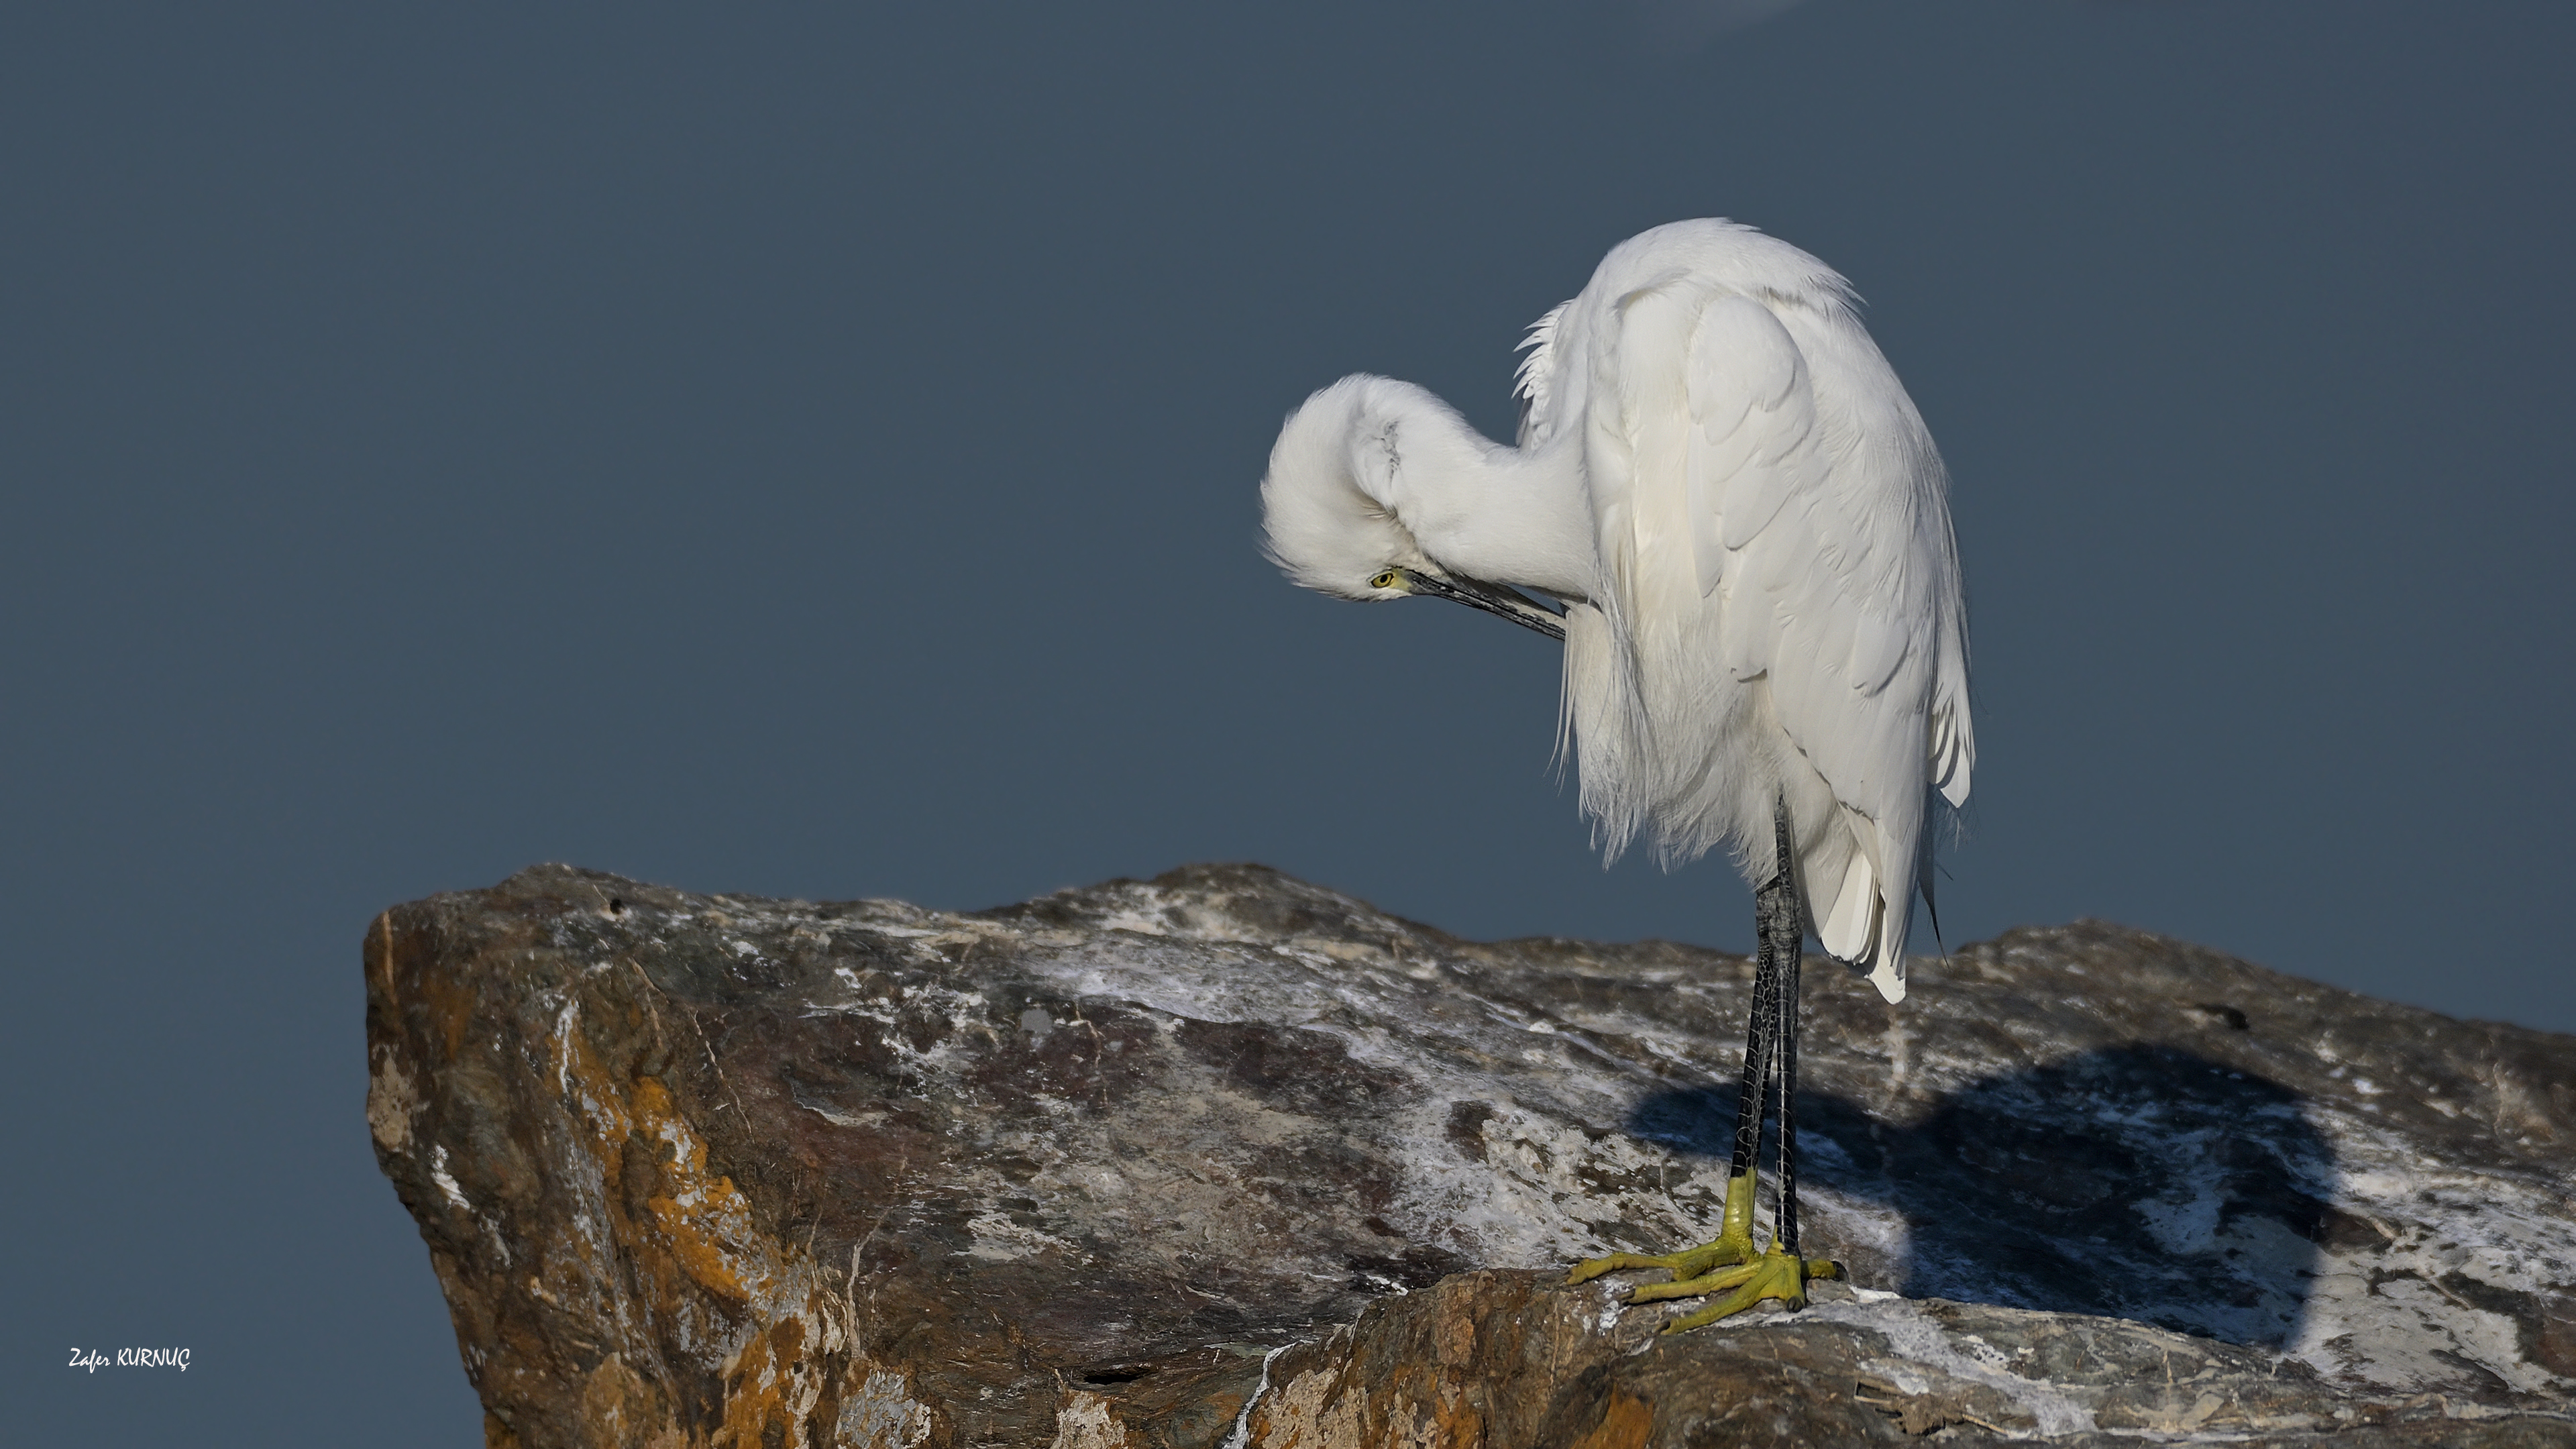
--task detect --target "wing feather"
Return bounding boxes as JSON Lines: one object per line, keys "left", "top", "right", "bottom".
{"left": 1695, "top": 299, "right": 1814, "bottom": 555}
{"left": 1680, "top": 285, "right": 1965, "bottom": 997}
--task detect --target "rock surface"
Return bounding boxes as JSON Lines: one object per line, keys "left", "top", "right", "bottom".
{"left": 366, "top": 863, "right": 2576, "bottom": 1447}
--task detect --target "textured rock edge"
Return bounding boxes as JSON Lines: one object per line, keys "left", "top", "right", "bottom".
{"left": 366, "top": 863, "right": 2576, "bottom": 1448}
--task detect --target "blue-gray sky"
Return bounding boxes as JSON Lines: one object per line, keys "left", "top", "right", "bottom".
{"left": 7, "top": 2, "right": 2571, "bottom": 1440}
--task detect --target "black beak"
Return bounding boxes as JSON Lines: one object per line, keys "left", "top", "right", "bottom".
{"left": 1390, "top": 567, "right": 1566, "bottom": 641}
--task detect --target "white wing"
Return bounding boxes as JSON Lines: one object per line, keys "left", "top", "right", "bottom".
{"left": 1698, "top": 292, "right": 1968, "bottom": 996}
{"left": 1588, "top": 266, "right": 1970, "bottom": 1001}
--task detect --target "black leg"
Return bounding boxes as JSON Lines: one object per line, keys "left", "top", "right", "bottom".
{"left": 1728, "top": 884, "right": 1778, "bottom": 1181}
{"left": 1566, "top": 793, "right": 1839, "bottom": 1324}
{"left": 1768, "top": 798, "right": 1804, "bottom": 1256}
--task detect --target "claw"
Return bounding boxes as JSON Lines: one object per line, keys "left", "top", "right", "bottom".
{"left": 1657, "top": 1251, "right": 1841, "bottom": 1333}
{"left": 1564, "top": 1175, "right": 1843, "bottom": 1332}
{"left": 1629, "top": 1258, "right": 1762, "bottom": 1303}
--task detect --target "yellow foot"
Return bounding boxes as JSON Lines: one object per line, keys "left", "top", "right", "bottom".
{"left": 1639, "top": 1248, "right": 1842, "bottom": 1332}
{"left": 1565, "top": 1170, "right": 1760, "bottom": 1289}
{"left": 1564, "top": 1228, "right": 1754, "bottom": 1287}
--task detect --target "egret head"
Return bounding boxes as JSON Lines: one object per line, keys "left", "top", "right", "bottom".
{"left": 1259, "top": 377, "right": 1425, "bottom": 601}
{"left": 1260, "top": 376, "right": 1566, "bottom": 639}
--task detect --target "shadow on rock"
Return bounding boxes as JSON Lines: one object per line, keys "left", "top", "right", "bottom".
{"left": 1628, "top": 1044, "right": 2339, "bottom": 1348}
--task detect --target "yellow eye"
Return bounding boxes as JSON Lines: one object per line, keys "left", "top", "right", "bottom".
{"left": 1370, "top": 570, "right": 1400, "bottom": 590}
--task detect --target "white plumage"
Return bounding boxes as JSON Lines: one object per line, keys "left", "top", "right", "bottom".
{"left": 1261, "top": 219, "right": 1972, "bottom": 1002}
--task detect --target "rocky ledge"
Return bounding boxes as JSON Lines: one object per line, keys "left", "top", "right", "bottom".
{"left": 366, "top": 864, "right": 2576, "bottom": 1447}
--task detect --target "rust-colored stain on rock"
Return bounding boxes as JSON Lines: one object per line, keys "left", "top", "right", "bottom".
{"left": 1566, "top": 1391, "right": 1651, "bottom": 1449}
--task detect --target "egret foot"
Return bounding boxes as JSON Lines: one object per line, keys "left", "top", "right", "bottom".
{"left": 1641, "top": 1248, "right": 1842, "bottom": 1333}
{"left": 1564, "top": 1230, "right": 1754, "bottom": 1288}
{"left": 1565, "top": 1172, "right": 1758, "bottom": 1287}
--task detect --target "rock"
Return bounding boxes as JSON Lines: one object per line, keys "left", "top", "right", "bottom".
{"left": 1252, "top": 1271, "right": 2576, "bottom": 1447}
{"left": 366, "top": 863, "right": 2576, "bottom": 1447}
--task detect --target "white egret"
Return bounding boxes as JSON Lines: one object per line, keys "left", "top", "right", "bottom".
{"left": 1260, "top": 219, "right": 1972, "bottom": 1328}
